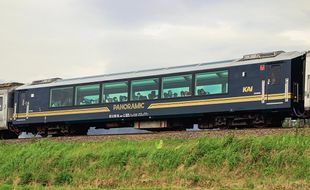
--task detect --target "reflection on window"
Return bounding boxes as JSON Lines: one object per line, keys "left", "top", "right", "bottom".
{"left": 19, "top": 92, "right": 26, "bottom": 107}
{"left": 131, "top": 78, "right": 159, "bottom": 101}
{"left": 50, "top": 87, "right": 73, "bottom": 107}
{"left": 103, "top": 81, "right": 128, "bottom": 103}
{"left": 162, "top": 74, "right": 192, "bottom": 98}
{"left": 195, "top": 70, "right": 228, "bottom": 96}
{"left": 0, "top": 97, "right": 3, "bottom": 111}
{"left": 270, "top": 65, "right": 281, "bottom": 85}
{"left": 75, "top": 84, "right": 100, "bottom": 105}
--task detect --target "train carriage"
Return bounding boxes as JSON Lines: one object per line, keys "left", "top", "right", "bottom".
{"left": 1, "top": 50, "right": 309, "bottom": 137}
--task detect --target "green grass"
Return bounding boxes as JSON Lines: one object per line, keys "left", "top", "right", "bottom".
{"left": 0, "top": 133, "right": 309, "bottom": 190}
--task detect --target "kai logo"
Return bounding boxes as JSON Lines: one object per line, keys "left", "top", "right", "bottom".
{"left": 243, "top": 86, "right": 253, "bottom": 93}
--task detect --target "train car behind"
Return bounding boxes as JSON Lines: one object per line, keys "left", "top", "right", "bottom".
{"left": 0, "top": 83, "right": 23, "bottom": 138}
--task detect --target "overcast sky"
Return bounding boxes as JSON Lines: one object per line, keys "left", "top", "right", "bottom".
{"left": 0, "top": 0, "right": 310, "bottom": 83}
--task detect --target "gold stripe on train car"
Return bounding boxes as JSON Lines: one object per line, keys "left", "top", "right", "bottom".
{"left": 148, "top": 93, "right": 291, "bottom": 109}
{"left": 15, "top": 93, "right": 291, "bottom": 119}
{"left": 16, "top": 107, "right": 110, "bottom": 119}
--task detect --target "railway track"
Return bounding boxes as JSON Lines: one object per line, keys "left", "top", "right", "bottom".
{"left": 1, "top": 127, "right": 310, "bottom": 144}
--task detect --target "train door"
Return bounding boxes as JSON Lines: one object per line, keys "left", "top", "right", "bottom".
{"left": 0, "top": 94, "right": 5, "bottom": 127}
{"left": 266, "top": 64, "right": 285, "bottom": 103}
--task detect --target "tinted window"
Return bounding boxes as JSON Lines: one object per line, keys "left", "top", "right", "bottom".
{"left": 0, "top": 97, "right": 3, "bottom": 111}
{"left": 270, "top": 65, "right": 281, "bottom": 85}
{"left": 50, "top": 87, "right": 74, "bottom": 107}
{"left": 131, "top": 78, "right": 159, "bottom": 101}
{"left": 103, "top": 81, "right": 128, "bottom": 103}
{"left": 195, "top": 70, "right": 228, "bottom": 96}
{"left": 19, "top": 92, "right": 26, "bottom": 107}
{"left": 75, "top": 84, "right": 100, "bottom": 105}
{"left": 162, "top": 74, "right": 192, "bottom": 98}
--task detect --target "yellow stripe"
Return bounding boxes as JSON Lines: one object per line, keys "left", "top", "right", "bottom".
{"left": 148, "top": 93, "right": 291, "bottom": 109}
{"left": 17, "top": 107, "right": 110, "bottom": 118}
{"left": 16, "top": 93, "right": 291, "bottom": 119}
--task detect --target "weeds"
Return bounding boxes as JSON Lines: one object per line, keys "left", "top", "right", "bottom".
{"left": 0, "top": 134, "right": 309, "bottom": 189}
{"left": 54, "top": 172, "right": 73, "bottom": 185}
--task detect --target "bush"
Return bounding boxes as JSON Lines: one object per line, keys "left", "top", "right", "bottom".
{"left": 19, "top": 172, "right": 33, "bottom": 185}
{"left": 54, "top": 171, "right": 73, "bottom": 185}
{"left": 37, "top": 173, "right": 49, "bottom": 186}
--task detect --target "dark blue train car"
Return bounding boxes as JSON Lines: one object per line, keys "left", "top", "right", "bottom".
{"left": 9, "top": 50, "right": 310, "bottom": 136}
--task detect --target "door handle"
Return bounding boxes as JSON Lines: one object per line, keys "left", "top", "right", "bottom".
{"left": 267, "top": 78, "right": 271, "bottom": 85}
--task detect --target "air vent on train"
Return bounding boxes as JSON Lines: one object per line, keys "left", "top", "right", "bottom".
{"left": 0, "top": 83, "right": 23, "bottom": 89}
{"left": 31, "top": 78, "right": 62, "bottom": 85}
{"left": 239, "top": 51, "right": 285, "bottom": 61}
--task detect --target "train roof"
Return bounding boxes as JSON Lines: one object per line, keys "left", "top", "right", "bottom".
{"left": 17, "top": 50, "right": 305, "bottom": 90}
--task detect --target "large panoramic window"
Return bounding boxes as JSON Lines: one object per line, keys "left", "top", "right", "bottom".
{"left": 131, "top": 78, "right": 159, "bottom": 101}
{"left": 102, "top": 81, "right": 128, "bottom": 103}
{"left": 195, "top": 70, "right": 228, "bottom": 96}
{"left": 75, "top": 84, "right": 100, "bottom": 105}
{"left": 50, "top": 87, "right": 74, "bottom": 107}
{"left": 0, "top": 97, "right": 3, "bottom": 111}
{"left": 162, "top": 74, "right": 192, "bottom": 98}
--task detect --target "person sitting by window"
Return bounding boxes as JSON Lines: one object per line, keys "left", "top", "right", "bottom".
{"left": 113, "top": 97, "right": 118, "bottom": 102}
{"left": 119, "top": 96, "right": 124, "bottom": 102}
{"left": 181, "top": 91, "right": 185, "bottom": 97}
{"left": 185, "top": 91, "right": 191, "bottom": 96}
{"left": 168, "top": 90, "right": 173, "bottom": 98}
{"left": 141, "top": 96, "right": 147, "bottom": 100}
{"left": 148, "top": 91, "right": 157, "bottom": 100}
{"left": 148, "top": 93, "right": 153, "bottom": 100}
{"left": 197, "top": 89, "right": 201, "bottom": 96}
{"left": 173, "top": 93, "right": 178, "bottom": 98}
{"left": 164, "top": 92, "right": 168, "bottom": 98}
{"left": 135, "top": 93, "right": 141, "bottom": 100}
{"left": 198, "top": 89, "right": 207, "bottom": 96}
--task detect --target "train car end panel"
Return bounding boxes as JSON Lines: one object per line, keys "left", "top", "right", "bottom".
{"left": 304, "top": 51, "right": 310, "bottom": 111}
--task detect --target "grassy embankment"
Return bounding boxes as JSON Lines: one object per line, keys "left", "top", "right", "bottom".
{"left": 0, "top": 131, "right": 309, "bottom": 190}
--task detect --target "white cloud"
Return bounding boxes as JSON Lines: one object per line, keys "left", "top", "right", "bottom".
{"left": 280, "top": 30, "right": 310, "bottom": 46}
{"left": 0, "top": 0, "right": 309, "bottom": 83}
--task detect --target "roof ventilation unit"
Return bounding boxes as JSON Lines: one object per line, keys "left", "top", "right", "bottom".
{"left": 31, "top": 78, "right": 62, "bottom": 85}
{"left": 240, "top": 51, "right": 285, "bottom": 61}
{"left": 0, "top": 83, "right": 23, "bottom": 89}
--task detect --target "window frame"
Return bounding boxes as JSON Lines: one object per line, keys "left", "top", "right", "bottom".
{"left": 74, "top": 83, "right": 101, "bottom": 106}
{"left": 130, "top": 77, "right": 160, "bottom": 101}
{"left": 269, "top": 64, "right": 281, "bottom": 85}
{"left": 102, "top": 80, "right": 129, "bottom": 104}
{"left": 194, "top": 69, "right": 229, "bottom": 97}
{"left": 161, "top": 73, "right": 194, "bottom": 99}
{"left": 49, "top": 86, "right": 74, "bottom": 108}
{"left": 47, "top": 68, "right": 230, "bottom": 108}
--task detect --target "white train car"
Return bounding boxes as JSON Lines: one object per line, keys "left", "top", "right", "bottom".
{"left": 0, "top": 83, "right": 22, "bottom": 138}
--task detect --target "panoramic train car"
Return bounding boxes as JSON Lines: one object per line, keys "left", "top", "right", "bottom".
{"left": 8, "top": 50, "right": 310, "bottom": 136}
